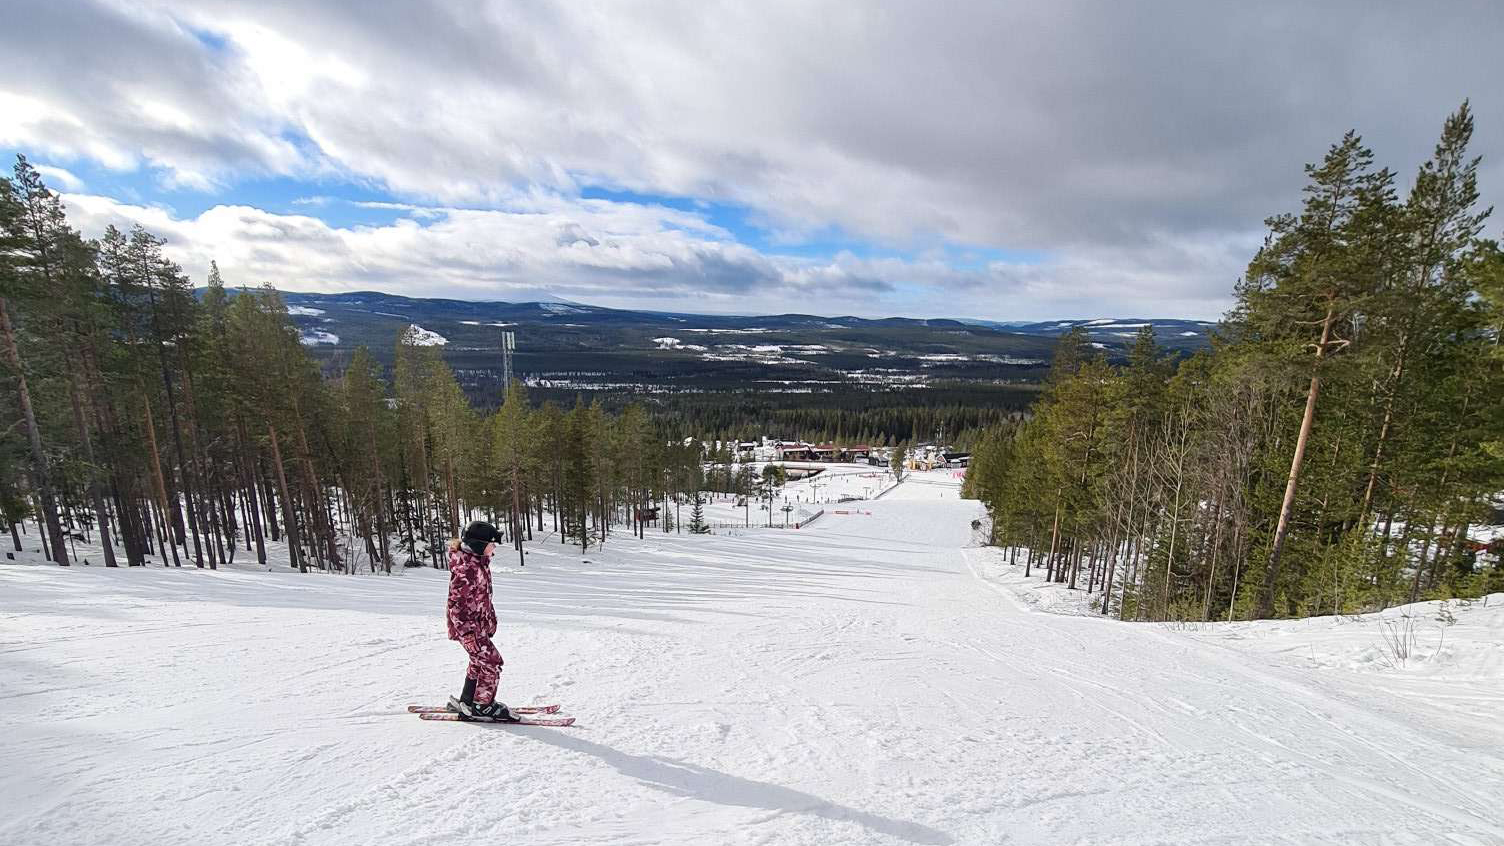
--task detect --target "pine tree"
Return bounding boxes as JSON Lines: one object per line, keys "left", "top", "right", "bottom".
{"left": 560, "top": 402, "right": 595, "bottom": 551}
{"left": 492, "top": 379, "right": 535, "bottom": 566}
{"left": 0, "top": 157, "right": 73, "bottom": 565}
{"left": 1242, "top": 131, "right": 1395, "bottom": 619}
{"left": 689, "top": 491, "right": 709, "bottom": 534}
{"left": 341, "top": 346, "right": 393, "bottom": 572}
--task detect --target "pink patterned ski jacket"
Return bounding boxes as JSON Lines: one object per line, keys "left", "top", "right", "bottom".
{"left": 446, "top": 545, "right": 497, "bottom": 642}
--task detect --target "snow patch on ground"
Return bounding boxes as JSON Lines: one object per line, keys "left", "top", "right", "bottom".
{"left": 287, "top": 306, "right": 325, "bottom": 316}
{"left": 404, "top": 324, "right": 448, "bottom": 346}
{"left": 972, "top": 544, "right": 1504, "bottom": 692}
{"left": 652, "top": 337, "right": 708, "bottom": 351}
{"left": 698, "top": 344, "right": 811, "bottom": 365}
{"left": 298, "top": 330, "right": 339, "bottom": 345}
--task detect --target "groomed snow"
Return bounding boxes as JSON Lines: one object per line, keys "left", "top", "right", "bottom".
{"left": 2, "top": 472, "right": 1500, "bottom": 845}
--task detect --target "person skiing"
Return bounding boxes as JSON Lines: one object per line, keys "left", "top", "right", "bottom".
{"left": 446, "top": 520, "right": 513, "bottom": 721}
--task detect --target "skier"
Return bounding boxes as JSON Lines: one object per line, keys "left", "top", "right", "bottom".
{"left": 446, "top": 520, "right": 513, "bottom": 721}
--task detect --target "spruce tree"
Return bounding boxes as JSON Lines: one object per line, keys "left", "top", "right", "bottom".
{"left": 689, "top": 491, "right": 709, "bottom": 534}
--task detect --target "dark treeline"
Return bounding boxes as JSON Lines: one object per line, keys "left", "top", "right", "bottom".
{"left": 0, "top": 156, "right": 746, "bottom": 572}
{"left": 647, "top": 388, "right": 1031, "bottom": 450}
{"left": 966, "top": 105, "right": 1504, "bottom": 620}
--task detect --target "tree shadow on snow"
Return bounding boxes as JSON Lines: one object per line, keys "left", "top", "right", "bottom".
{"left": 521, "top": 729, "right": 954, "bottom": 845}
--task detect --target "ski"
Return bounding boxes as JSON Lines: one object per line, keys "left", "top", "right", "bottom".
{"left": 418, "top": 712, "right": 575, "bottom": 727}
{"left": 407, "top": 703, "right": 561, "bottom": 715}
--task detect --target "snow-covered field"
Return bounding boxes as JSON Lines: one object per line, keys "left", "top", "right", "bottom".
{"left": 698, "top": 463, "right": 906, "bottom": 527}
{"left": 2, "top": 472, "right": 1501, "bottom": 845}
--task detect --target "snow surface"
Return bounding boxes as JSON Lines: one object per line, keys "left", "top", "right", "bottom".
{"left": 697, "top": 464, "right": 901, "bottom": 527}
{"left": 404, "top": 324, "right": 448, "bottom": 346}
{"left": 287, "top": 305, "right": 326, "bottom": 316}
{"left": 298, "top": 329, "right": 339, "bottom": 345}
{"left": 2, "top": 471, "right": 1501, "bottom": 845}
{"left": 652, "top": 338, "right": 709, "bottom": 352}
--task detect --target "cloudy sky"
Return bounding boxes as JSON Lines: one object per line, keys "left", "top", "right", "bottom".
{"left": 4, "top": 1, "right": 1501, "bottom": 320}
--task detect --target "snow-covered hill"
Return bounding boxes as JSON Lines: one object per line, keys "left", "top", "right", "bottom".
{"left": 2, "top": 473, "right": 1500, "bottom": 845}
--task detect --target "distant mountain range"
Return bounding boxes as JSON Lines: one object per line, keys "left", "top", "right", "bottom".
{"left": 258, "top": 289, "right": 1214, "bottom": 399}
{"left": 969, "top": 317, "right": 1218, "bottom": 345}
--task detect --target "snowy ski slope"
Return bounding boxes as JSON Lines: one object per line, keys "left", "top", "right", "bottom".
{"left": 1, "top": 472, "right": 1501, "bottom": 845}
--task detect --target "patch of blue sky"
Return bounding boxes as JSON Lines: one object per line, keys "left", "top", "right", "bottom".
{"left": 226, "top": 177, "right": 415, "bottom": 228}
{"left": 579, "top": 185, "right": 754, "bottom": 239}
{"left": 5, "top": 144, "right": 1058, "bottom": 268}
{"left": 577, "top": 184, "right": 1049, "bottom": 268}
{"left": 0, "top": 147, "right": 415, "bottom": 228}
{"left": 1, "top": 147, "right": 152, "bottom": 202}
{"left": 184, "top": 25, "right": 231, "bottom": 55}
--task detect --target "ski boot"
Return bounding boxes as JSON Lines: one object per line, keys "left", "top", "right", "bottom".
{"left": 448, "top": 696, "right": 517, "bottom": 722}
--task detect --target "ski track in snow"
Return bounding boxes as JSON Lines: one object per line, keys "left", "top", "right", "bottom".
{"left": 1, "top": 472, "right": 1501, "bottom": 845}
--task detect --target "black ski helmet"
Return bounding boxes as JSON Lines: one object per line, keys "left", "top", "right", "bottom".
{"left": 462, "top": 521, "right": 502, "bottom": 555}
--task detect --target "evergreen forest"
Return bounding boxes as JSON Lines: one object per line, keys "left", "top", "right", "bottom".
{"left": 965, "top": 105, "right": 1504, "bottom": 619}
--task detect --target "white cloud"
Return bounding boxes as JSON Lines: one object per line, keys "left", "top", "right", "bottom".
{"left": 33, "top": 163, "right": 85, "bottom": 191}
{"left": 7, "top": 1, "right": 1500, "bottom": 318}
{"left": 58, "top": 190, "right": 1240, "bottom": 318}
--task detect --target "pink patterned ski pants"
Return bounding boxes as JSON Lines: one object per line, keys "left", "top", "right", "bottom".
{"left": 461, "top": 634, "right": 503, "bottom": 704}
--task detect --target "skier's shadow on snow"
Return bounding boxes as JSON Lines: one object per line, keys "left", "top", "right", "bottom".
{"left": 522, "top": 730, "right": 954, "bottom": 844}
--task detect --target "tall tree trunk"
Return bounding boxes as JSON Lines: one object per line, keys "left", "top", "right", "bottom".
{"left": 140, "top": 392, "right": 182, "bottom": 567}
{"left": 376, "top": 472, "right": 392, "bottom": 574}
{"left": 267, "top": 423, "right": 302, "bottom": 572}
{"left": 511, "top": 466, "right": 525, "bottom": 568}
{"left": 241, "top": 435, "right": 267, "bottom": 564}
{"left": 1257, "top": 303, "right": 1337, "bottom": 619}
{"left": 0, "top": 297, "right": 70, "bottom": 565}
{"left": 152, "top": 342, "right": 205, "bottom": 567}
{"left": 1044, "top": 492, "right": 1063, "bottom": 582}
{"left": 258, "top": 456, "right": 281, "bottom": 542}
{"left": 66, "top": 365, "right": 117, "bottom": 567}
{"left": 1357, "top": 341, "right": 1406, "bottom": 523}
{"left": 290, "top": 407, "right": 338, "bottom": 567}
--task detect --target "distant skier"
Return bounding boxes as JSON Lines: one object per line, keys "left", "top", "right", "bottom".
{"left": 446, "top": 521, "right": 513, "bottom": 721}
